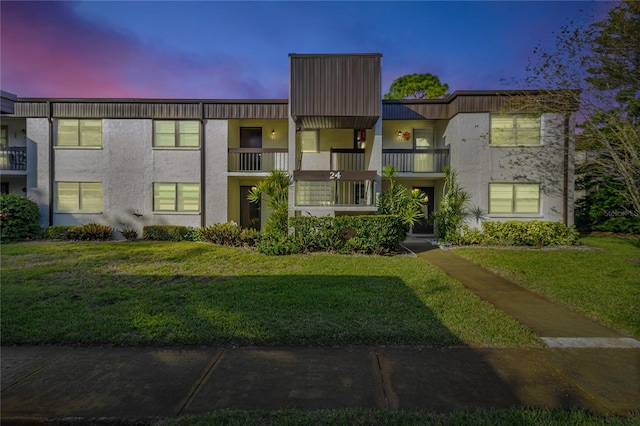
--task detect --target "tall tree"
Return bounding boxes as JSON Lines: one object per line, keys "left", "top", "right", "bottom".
{"left": 384, "top": 73, "right": 449, "bottom": 99}
{"left": 509, "top": 1, "right": 640, "bottom": 221}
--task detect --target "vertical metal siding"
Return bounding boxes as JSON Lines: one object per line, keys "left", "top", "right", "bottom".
{"left": 290, "top": 55, "right": 381, "bottom": 117}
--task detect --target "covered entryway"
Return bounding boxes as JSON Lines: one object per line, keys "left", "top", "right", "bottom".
{"left": 240, "top": 186, "right": 261, "bottom": 230}
{"left": 412, "top": 186, "right": 435, "bottom": 235}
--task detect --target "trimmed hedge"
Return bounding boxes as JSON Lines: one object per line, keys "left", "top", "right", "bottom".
{"left": 459, "top": 220, "right": 579, "bottom": 247}
{"left": 288, "top": 215, "right": 405, "bottom": 255}
{"left": 142, "top": 225, "right": 192, "bottom": 241}
{"left": 0, "top": 194, "right": 41, "bottom": 243}
{"left": 43, "top": 223, "right": 113, "bottom": 241}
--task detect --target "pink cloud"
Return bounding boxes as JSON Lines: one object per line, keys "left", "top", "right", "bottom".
{"left": 0, "top": 1, "right": 280, "bottom": 99}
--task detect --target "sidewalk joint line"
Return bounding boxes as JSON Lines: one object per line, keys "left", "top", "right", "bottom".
{"left": 374, "top": 350, "right": 389, "bottom": 410}
{"left": 175, "top": 349, "right": 225, "bottom": 416}
{"left": 1, "top": 348, "right": 74, "bottom": 393}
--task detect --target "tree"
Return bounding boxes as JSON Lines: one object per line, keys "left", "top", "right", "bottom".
{"left": 377, "top": 165, "right": 427, "bottom": 230}
{"left": 384, "top": 73, "right": 449, "bottom": 99}
{"left": 511, "top": 1, "right": 639, "bottom": 226}
{"left": 247, "top": 170, "right": 292, "bottom": 236}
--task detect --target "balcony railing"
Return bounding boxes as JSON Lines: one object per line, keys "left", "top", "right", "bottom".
{"left": 330, "top": 148, "right": 365, "bottom": 171}
{"left": 228, "top": 148, "right": 288, "bottom": 172}
{"left": 382, "top": 148, "right": 449, "bottom": 173}
{"left": 0, "top": 147, "right": 27, "bottom": 171}
{"left": 294, "top": 170, "right": 377, "bottom": 207}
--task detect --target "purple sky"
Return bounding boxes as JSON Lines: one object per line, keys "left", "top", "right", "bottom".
{"left": 1, "top": 1, "right": 613, "bottom": 99}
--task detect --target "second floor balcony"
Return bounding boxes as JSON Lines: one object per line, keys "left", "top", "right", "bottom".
{"left": 382, "top": 148, "right": 449, "bottom": 173}
{"left": 228, "top": 148, "right": 288, "bottom": 173}
{"left": 0, "top": 147, "right": 27, "bottom": 172}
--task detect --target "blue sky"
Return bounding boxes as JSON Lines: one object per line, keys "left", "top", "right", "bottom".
{"left": 1, "top": 1, "right": 614, "bottom": 99}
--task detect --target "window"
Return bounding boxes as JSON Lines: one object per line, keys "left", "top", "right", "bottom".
{"left": 0, "top": 125, "right": 8, "bottom": 147}
{"left": 489, "top": 183, "right": 540, "bottom": 214}
{"left": 490, "top": 114, "right": 540, "bottom": 146}
{"left": 56, "top": 182, "right": 103, "bottom": 211}
{"left": 153, "top": 183, "right": 200, "bottom": 212}
{"left": 57, "top": 119, "right": 102, "bottom": 147}
{"left": 154, "top": 121, "right": 200, "bottom": 148}
{"left": 299, "top": 130, "right": 319, "bottom": 153}
{"left": 295, "top": 181, "right": 333, "bottom": 206}
{"left": 414, "top": 129, "right": 434, "bottom": 149}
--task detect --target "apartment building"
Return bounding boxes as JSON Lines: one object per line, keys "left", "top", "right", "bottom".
{"left": 0, "top": 54, "right": 575, "bottom": 237}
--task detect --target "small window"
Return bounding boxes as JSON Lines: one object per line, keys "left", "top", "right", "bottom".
{"left": 489, "top": 183, "right": 540, "bottom": 214}
{"left": 57, "top": 120, "right": 102, "bottom": 147}
{"left": 153, "top": 121, "right": 200, "bottom": 148}
{"left": 490, "top": 114, "right": 540, "bottom": 146}
{"left": 56, "top": 182, "right": 103, "bottom": 211}
{"left": 153, "top": 183, "right": 200, "bottom": 212}
{"left": 299, "top": 130, "right": 319, "bottom": 153}
{"left": 0, "top": 125, "right": 8, "bottom": 147}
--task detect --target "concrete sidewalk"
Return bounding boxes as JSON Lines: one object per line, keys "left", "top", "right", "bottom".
{"left": 2, "top": 245, "right": 639, "bottom": 423}
{"left": 2, "top": 345, "right": 639, "bottom": 422}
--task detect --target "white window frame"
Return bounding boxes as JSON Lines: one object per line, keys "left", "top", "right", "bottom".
{"left": 56, "top": 119, "right": 103, "bottom": 148}
{"left": 153, "top": 182, "right": 200, "bottom": 212}
{"left": 490, "top": 114, "right": 541, "bottom": 146}
{"left": 153, "top": 120, "right": 200, "bottom": 148}
{"left": 55, "top": 182, "right": 103, "bottom": 212}
{"left": 489, "top": 183, "right": 541, "bottom": 214}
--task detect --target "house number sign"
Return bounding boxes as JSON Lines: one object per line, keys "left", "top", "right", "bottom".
{"left": 329, "top": 171, "right": 342, "bottom": 180}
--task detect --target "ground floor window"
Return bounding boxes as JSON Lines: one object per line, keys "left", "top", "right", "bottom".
{"left": 153, "top": 183, "right": 200, "bottom": 212}
{"left": 489, "top": 183, "right": 540, "bottom": 214}
{"left": 56, "top": 182, "right": 103, "bottom": 212}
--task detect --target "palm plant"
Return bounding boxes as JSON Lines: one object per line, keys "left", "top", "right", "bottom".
{"left": 247, "top": 170, "right": 292, "bottom": 236}
{"left": 432, "top": 167, "right": 471, "bottom": 243}
{"left": 378, "top": 165, "right": 428, "bottom": 229}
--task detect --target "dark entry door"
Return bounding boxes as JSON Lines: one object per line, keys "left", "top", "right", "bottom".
{"left": 412, "top": 186, "right": 435, "bottom": 234}
{"left": 240, "top": 186, "right": 261, "bottom": 230}
{"left": 240, "top": 127, "right": 262, "bottom": 171}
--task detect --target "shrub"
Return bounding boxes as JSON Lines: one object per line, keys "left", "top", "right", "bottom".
{"left": 458, "top": 225, "right": 483, "bottom": 245}
{"left": 142, "top": 225, "right": 191, "bottom": 241}
{"left": 0, "top": 194, "right": 41, "bottom": 243}
{"left": 43, "top": 223, "right": 113, "bottom": 241}
{"left": 593, "top": 217, "right": 640, "bottom": 234}
{"left": 288, "top": 215, "right": 405, "bottom": 255}
{"left": 43, "top": 225, "right": 77, "bottom": 240}
{"left": 76, "top": 223, "right": 113, "bottom": 241}
{"left": 120, "top": 228, "right": 139, "bottom": 241}
{"left": 256, "top": 233, "right": 300, "bottom": 255}
{"left": 479, "top": 221, "right": 579, "bottom": 247}
{"left": 197, "top": 222, "right": 258, "bottom": 247}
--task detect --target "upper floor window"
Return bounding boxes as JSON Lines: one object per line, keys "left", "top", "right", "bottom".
{"left": 490, "top": 114, "right": 540, "bottom": 146}
{"left": 299, "top": 130, "right": 319, "bottom": 153}
{"left": 489, "top": 183, "right": 540, "bottom": 214}
{"left": 57, "top": 119, "right": 102, "bottom": 147}
{"left": 154, "top": 121, "right": 200, "bottom": 148}
{"left": 414, "top": 129, "right": 434, "bottom": 149}
{"left": 153, "top": 182, "right": 200, "bottom": 212}
{"left": 56, "top": 182, "right": 103, "bottom": 212}
{"left": 0, "top": 125, "right": 8, "bottom": 147}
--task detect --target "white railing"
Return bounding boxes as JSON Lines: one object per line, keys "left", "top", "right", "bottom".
{"left": 228, "top": 148, "right": 288, "bottom": 172}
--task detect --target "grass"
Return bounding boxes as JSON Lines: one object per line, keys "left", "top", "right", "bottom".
{"left": 453, "top": 236, "right": 640, "bottom": 338}
{"left": 156, "top": 408, "right": 638, "bottom": 426}
{"left": 0, "top": 241, "right": 538, "bottom": 347}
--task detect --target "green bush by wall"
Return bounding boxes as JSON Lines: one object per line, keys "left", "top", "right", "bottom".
{"left": 0, "top": 194, "right": 41, "bottom": 243}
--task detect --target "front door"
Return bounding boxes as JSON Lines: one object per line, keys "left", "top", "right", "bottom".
{"left": 412, "top": 186, "right": 435, "bottom": 234}
{"left": 240, "top": 186, "right": 261, "bottom": 230}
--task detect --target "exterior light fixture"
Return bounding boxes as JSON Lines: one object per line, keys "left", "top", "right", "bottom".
{"left": 396, "top": 130, "right": 403, "bottom": 140}
{"left": 271, "top": 129, "right": 276, "bottom": 140}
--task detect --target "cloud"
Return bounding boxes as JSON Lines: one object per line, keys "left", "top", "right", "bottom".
{"left": 0, "top": 1, "right": 280, "bottom": 98}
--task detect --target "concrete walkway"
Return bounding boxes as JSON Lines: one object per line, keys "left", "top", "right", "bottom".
{"left": 2, "top": 244, "right": 639, "bottom": 423}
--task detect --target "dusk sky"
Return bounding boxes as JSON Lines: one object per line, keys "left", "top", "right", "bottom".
{"left": 1, "top": 1, "right": 614, "bottom": 100}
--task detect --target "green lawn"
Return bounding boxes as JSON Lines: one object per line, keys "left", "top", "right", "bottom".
{"left": 0, "top": 241, "right": 538, "bottom": 347}
{"left": 156, "top": 408, "right": 638, "bottom": 426}
{"left": 454, "top": 236, "right": 640, "bottom": 338}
